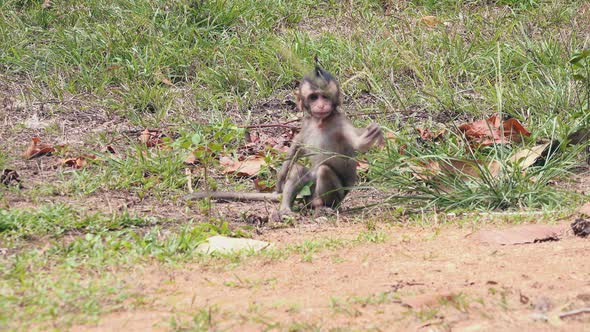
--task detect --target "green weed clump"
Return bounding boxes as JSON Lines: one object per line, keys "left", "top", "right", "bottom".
{"left": 371, "top": 124, "right": 584, "bottom": 212}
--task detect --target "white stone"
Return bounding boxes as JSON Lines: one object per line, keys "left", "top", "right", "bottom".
{"left": 196, "top": 235, "right": 272, "bottom": 254}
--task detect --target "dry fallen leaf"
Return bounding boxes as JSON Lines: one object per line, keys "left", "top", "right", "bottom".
{"left": 253, "top": 178, "right": 274, "bottom": 192}
{"left": 440, "top": 159, "right": 501, "bottom": 178}
{"left": 509, "top": 143, "right": 550, "bottom": 169}
{"left": 459, "top": 115, "right": 504, "bottom": 146}
{"left": 245, "top": 131, "right": 260, "bottom": 144}
{"left": 417, "top": 127, "right": 433, "bottom": 140}
{"left": 475, "top": 224, "right": 567, "bottom": 245}
{"left": 420, "top": 15, "right": 441, "bottom": 27}
{"left": 184, "top": 154, "right": 198, "bottom": 165}
{"left": 356, "top": 160, "right": 370, "bottom": 172}
{"left": 22, "top": 137, "right": 55, "bottom": 159}
{"left": 139, "top": 129, "right": 166, "bottom": 147}
{"left": 416, "top": 128, "right": 446, "bottom": 141}
{"left": 61, "top": 156, "right": 94, "bottom": 169}
{"left": 156, "top": 71, "right": 174, "bottom": 87}
{"left": 220, "top": 155, "right": 266, "bottom": 177}
{"left": 503, "top": 118, "right": 531, "bottom": 143}
{"left": 411, "top": 158, "right": 501, "bottom": 181}
{"left": 185, "top": 146, "right": 216, "bottom": 165}
{"left": 409, "top": 159, "right": 440, "bottom": 181}
{"left": 239, "top": 130, "right": 293, "bottom": 156}
{"left": 487, "top": 160, "right": 502, "bottom": 177}
{"left": 459, "top": 115, "right": 531, "bottom": 146}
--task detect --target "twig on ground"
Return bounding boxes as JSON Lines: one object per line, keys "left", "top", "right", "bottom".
{"left": 347, "top": 111, "right": 390, "bottom": 118}
{"left": 243, "top": 119, "right": 300, "bottom": 130}
{"left": 245, "top": 123, "right": 299, "bottom": 129}
{"left": 559, "top": 307, "right": 590, "bottom": 319}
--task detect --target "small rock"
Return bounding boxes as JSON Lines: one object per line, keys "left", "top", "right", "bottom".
{"left": 571, "top": 218, "right": 590, "bottom": 238}
{"left": 1, "top": 169, "right": 20, "bottom": 187}
{"left": 530, "top": 312, "right": 548, "bottom": 321}
{"left": 196, "top": 235, "right": 272, "bottom": 254}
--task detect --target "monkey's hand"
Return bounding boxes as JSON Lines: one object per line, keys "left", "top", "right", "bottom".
{"left": 357, "top": 123, "right": 383, "bottom": 152}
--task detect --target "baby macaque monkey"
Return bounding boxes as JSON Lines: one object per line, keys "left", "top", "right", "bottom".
{"left": 273, "top": 66, "right": 383, "bottom": 219}
{"left": 185, "top": 66, "right": 383, "bottom": 220}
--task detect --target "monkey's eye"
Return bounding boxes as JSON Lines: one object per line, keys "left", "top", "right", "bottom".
{"left": 309, "top": 93, "right": 319, "bottom": 101}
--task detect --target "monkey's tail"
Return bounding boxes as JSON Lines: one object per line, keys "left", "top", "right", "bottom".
{"left": 185, "top": 192, "right": 281, "bottom": 202}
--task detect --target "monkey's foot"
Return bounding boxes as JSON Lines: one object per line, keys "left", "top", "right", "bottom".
{"left": 271, "top": 209, "right": 296, "bottom": 223}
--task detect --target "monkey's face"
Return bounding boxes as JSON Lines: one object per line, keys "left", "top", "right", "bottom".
{"left": 298, "top": 80, "right": 340, "bottom": 119}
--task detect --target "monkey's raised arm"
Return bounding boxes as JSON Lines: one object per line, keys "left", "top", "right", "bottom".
{"left": 345, "top": 122, "right": 384, "bottom": 153}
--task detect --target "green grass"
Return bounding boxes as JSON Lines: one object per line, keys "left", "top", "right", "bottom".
{"left": 0, "top": 151, "right": 7, "bottom": 170}
{"left": 0, "top": 203, "right": 147, "bottom": 239}
{"left": 0, "top": 204, "right": 240, "bottom": 330}
{"left": 1, "top": 0, "right": 588, "bottom": 121}
{"left": 34, "top": 120, "right": 254, "bottom": 199}
{"left": 57, "top": 144, "right": 191, "bottom": 197}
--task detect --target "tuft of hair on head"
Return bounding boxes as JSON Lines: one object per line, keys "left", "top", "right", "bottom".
{"left": 304, "top": 65, "right": 336, "bottom": 90}
{"left": 315, "top": 66, "right": 335, "bottom": 83}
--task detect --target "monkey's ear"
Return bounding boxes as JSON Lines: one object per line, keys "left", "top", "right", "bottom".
{"left": 294, "top": 91, "right": 306, "bottom": 112}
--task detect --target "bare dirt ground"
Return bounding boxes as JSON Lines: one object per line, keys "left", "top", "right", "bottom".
{"left": 70, "top": 221, "right": 590, "bottom": 332}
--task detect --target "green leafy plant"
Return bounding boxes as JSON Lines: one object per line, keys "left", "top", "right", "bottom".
{"left": 173, "top": 120, "right": 246, "bottom": 160}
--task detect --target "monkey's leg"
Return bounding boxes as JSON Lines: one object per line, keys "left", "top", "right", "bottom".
{"left": 311, "top": 164, "right": 346, "bottom": 209}
{"left": 278, "top": 163, "right": 312, "bottom": 212}
{"left": 271, "top": 164, "right": 317, "bottom": 222}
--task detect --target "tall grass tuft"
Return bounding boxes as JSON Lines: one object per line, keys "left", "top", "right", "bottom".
{"left": 371, "top": 123, "right": 583, "bottom": 212}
